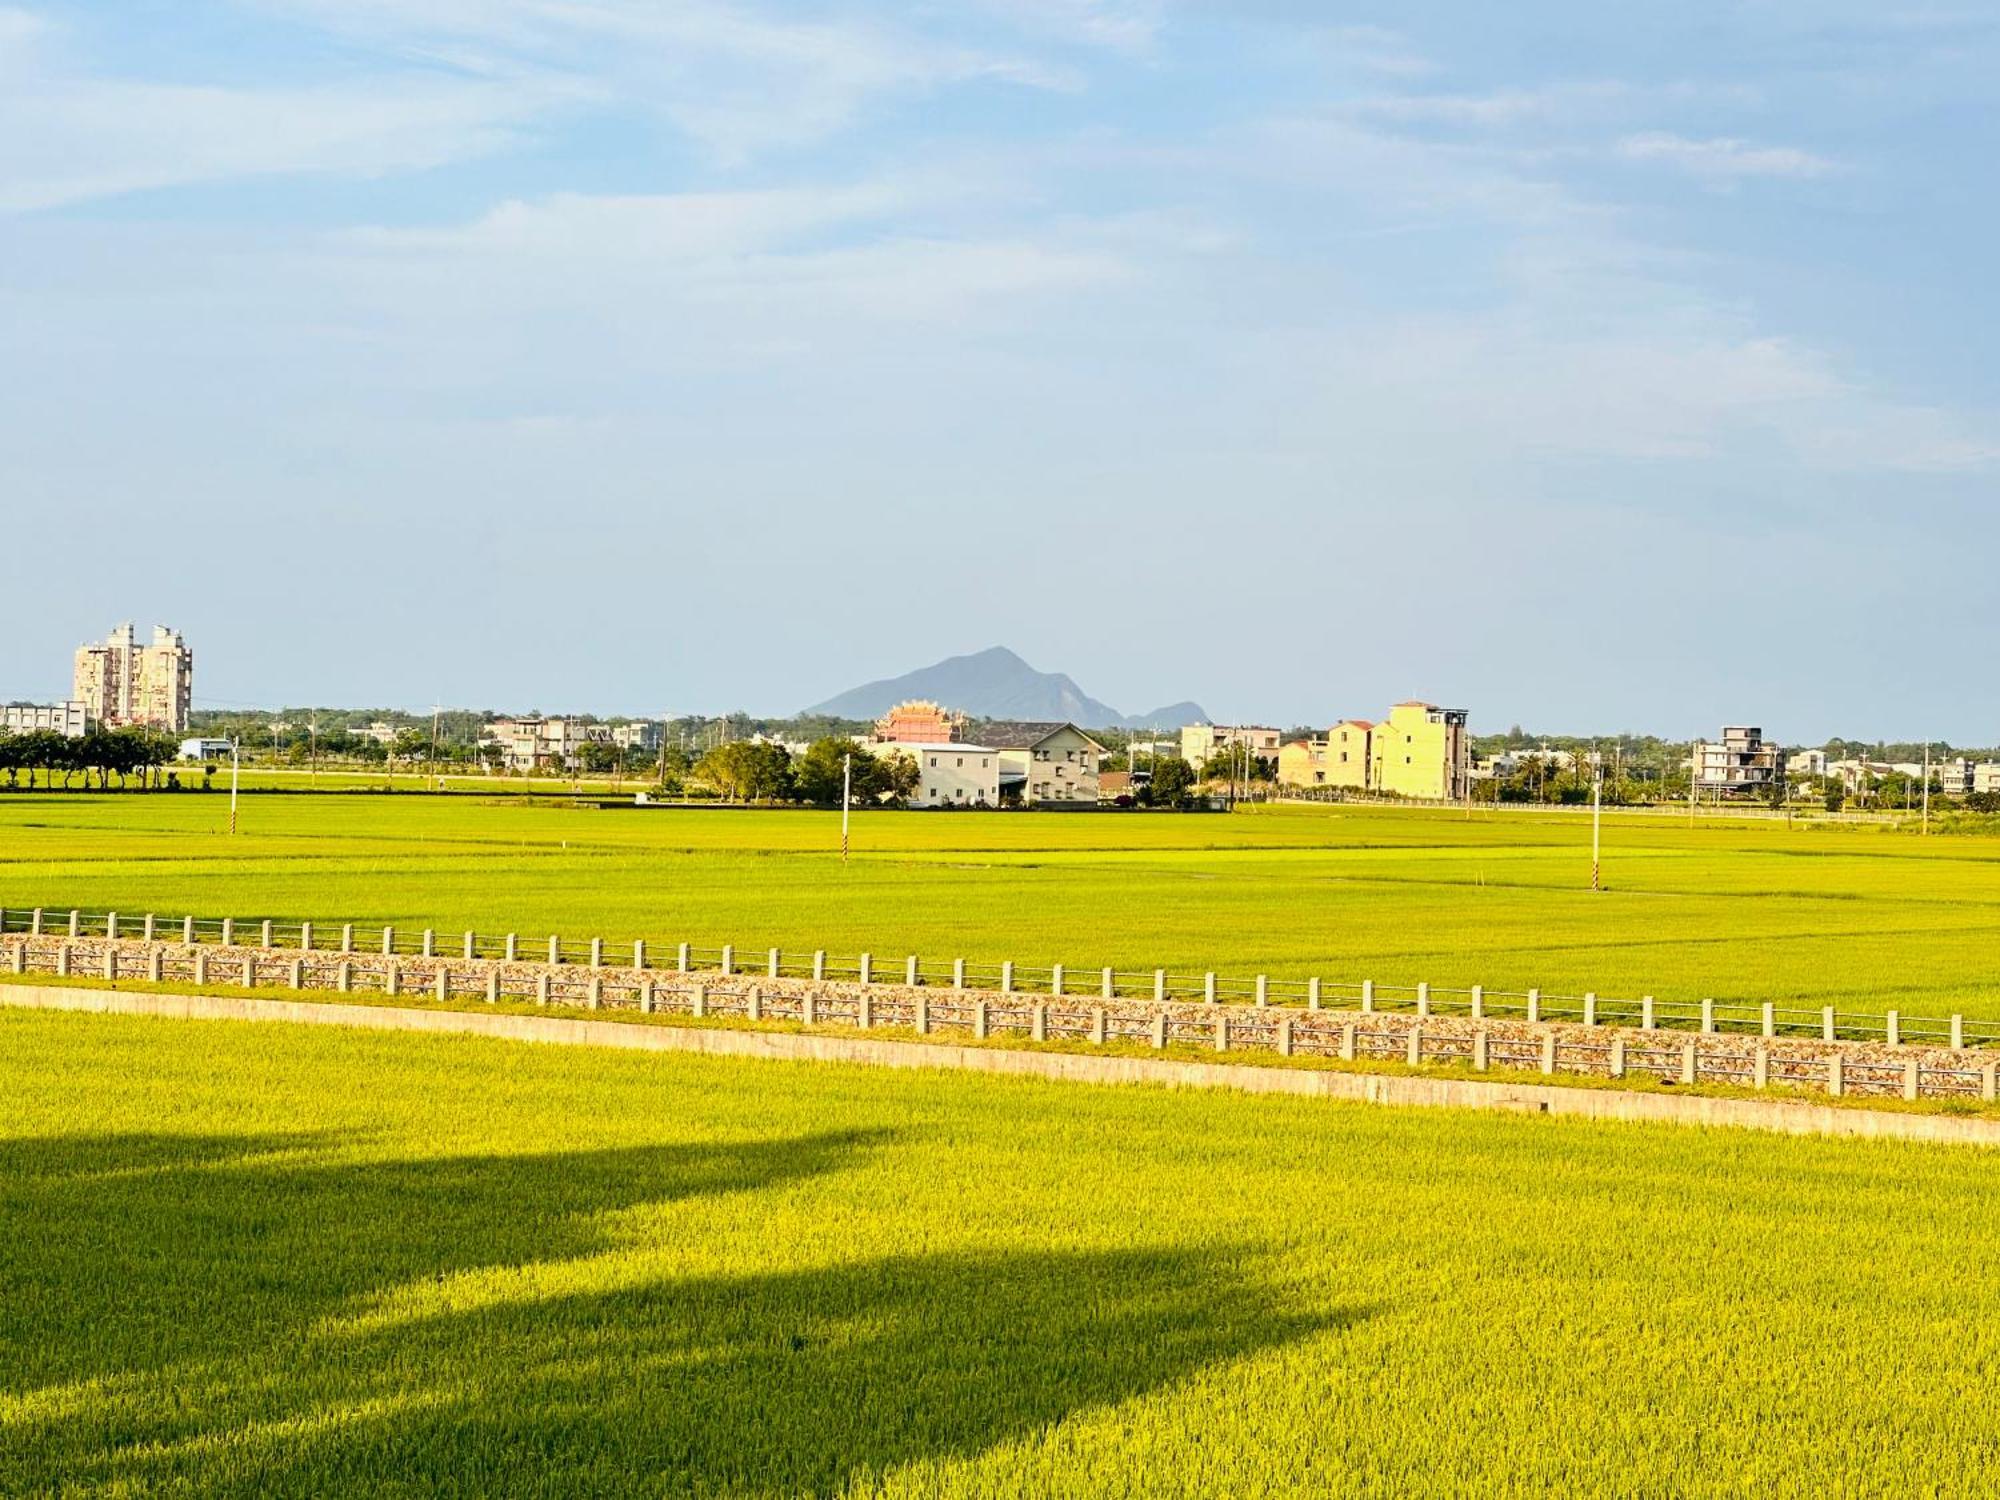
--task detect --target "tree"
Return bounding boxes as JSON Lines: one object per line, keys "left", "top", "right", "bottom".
{"left": 391, "top": 728, "right": 430, "bottom": 767}
{"left": 576, "top": 740, "right": 620, "bottom": 775}
{"left": 695, "top": 740, "right": 793, "bottom": 802}
{"left": 877, "top": 750, "right": 921, "bottom": 804}
{"left": 1824, "top": 783, "right": 1847, "bottom": 813}
{"left": 1144, "top": 756, "right": 1197, "bottom": 809}
{"left": 793, "top": 738, "right": 867, "bottom": 806}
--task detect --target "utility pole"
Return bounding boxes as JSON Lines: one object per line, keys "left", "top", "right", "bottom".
{"left": 428, "top": 705, "right": 441, "bottom": 793}
{"left": 1591, "top": 752, "right": 1603, "bottom": 891}
{"left": 229, "top": 736, "right": 241, "bottom": 836}
{"left": 1689, "top": 738, "right": 1699, "bottom": 824}
{"left": 841, "top": 753, "right": 852, "bottom": 864}
{"left": 657, "top": 713, "right": 670, "bottom": 790}
{"left": 1922, "top": 742, "right": 1932, "bottom": 835}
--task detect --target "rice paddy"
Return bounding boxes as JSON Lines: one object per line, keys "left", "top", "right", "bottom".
{"left": 5, "top": 1007, "right": 2000, "bottom": 1496}
{"left": 5, "top": 791, "right": 2000, "bottom": 1016}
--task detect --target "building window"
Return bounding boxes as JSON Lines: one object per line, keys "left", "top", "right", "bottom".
{"left": 929, "top": 787, "right": 938, "bottom": 799}
{"left": 956, "top": 757, "right": 963, "bottom": 767}
{"left": 929, "top": 756, "right": 937, "bottom": 767}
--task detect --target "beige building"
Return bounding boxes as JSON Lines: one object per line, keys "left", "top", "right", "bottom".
{"left": 1370, "top": 702, "right": 1471, "bottom": 801}
{"left": 1976, "top": 764, "right": 2000, "bottom": 795}
{"left": 981, "top": 721, "right": 1105, "bottom": 806}
{"left": 1693, "top": 726, "right": 1780, "bottom": 796}
{"left": 482, "top": 716, "right": 610, "bottom": 771}
{"left": 1181, "top": 723, "right": 1282, "bottom": 774}
{"left": 73, "top": 624, "right": 192, "bottom": 733}
{"left": 879, "top": 741, "right": 1000, "bottom": 808}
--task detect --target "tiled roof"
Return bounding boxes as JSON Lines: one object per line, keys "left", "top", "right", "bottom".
{"left": 973, "top": 720, "right": 1106, "bottom": 751}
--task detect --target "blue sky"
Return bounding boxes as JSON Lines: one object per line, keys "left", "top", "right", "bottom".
{"left": 4, "top": 2, "right": 1996, "bottom": 740}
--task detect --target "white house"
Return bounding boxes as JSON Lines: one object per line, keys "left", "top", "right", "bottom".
{"left": 178, "top": 737, "right": 234, "bottom": 761}
{"left": 978, "top": 722, "right": 1106, "bottom": 806}
{"left": 878, "top": 741, "right": 1001, "bottom": 808}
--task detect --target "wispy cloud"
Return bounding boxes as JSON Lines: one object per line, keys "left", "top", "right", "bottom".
{"left": 1617, "top": 131, "right": 1837, "bottom": 180}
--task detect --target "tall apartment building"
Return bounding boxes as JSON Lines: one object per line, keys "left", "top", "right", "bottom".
{"left": 1692, "top": 727, "right": 1780, "bottom": 796}
{"left": 72, "top": 624, "right": 193, "bottom": 733}
{"left": 1180, "top": 723, "right": 1282, "bottom": 772}
{"left": 1370, "top": 702, "right": 1471, "bottom": 801}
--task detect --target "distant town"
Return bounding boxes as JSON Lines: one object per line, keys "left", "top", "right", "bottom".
{"left": 5, "top": 622, "right": 1998, "bottom": 812}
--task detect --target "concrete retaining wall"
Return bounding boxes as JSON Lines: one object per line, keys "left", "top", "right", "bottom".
{"left": 7, "top": 983, "right": 2000, "bottom": 1148}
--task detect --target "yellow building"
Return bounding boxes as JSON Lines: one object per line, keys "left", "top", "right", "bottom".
{"left": 1326, "top": 719, "right": 1373, "bottom": 788}
{"left": 1369, "top": 701, "right": 1469, "bottom": 801}
{"left": 1277, "top": 737, "right": 1328, "bottom": 787}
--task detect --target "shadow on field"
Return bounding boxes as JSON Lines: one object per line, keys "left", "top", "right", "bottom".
{"left": 0, "top": 1132, "right": 1342, "bottom": 1497}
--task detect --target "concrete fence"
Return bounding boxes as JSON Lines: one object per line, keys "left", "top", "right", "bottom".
{"left": 4, "top": 927, "right": 1996, "bottom": 1107}
{"left": 0, "top": 903, "right": 1989, "bottom": 1051}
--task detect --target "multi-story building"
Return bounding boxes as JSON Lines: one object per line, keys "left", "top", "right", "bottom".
{"left": 72, "top": 624, "right": 192, "bottom": 733}
{"left": 1370, "top": 702, "right": 1471, "bottom": 801}
{"left": 610, "top": 720, "right": 663, "bottom": 754}
{"left": 1976, "top": 763, "right": 2000, "bottom": 795}
{"left": 481, "top": 716, "right": 609, "bottom": 771}
{"left": 876, "top": 741, "right": 1001, "bottom": 808}
{"left": 1, "top": 701, "right": 89, "bottom": 738}
{"left": 1935, "top": 758, "right": 1978, "bottom": 796}
{"left": 1180, "top": 723, "right": 1282, "bottom": 774}
{"left": 981, "top": 722, "right": 1105, "bottom": 806}
{"left": 1278, "top": 736, "right": 1331, "bottom": 787}
{"left": 1786, "top": 748, "right": 1828, "bottom": 780}
{"left": 1693, "top": 727, "right": 1781, "bottom": 796}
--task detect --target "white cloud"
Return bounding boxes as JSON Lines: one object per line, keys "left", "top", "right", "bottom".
{"left": 1617, "top": 131, "right": 1837, "bottom": 180}
{"left": 973, "top": 0, "right": 1164, "bottom": 52}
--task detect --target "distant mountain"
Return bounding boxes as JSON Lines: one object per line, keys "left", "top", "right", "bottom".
{"left": 804, "top": 647, "right": 1208, "bottom": 730}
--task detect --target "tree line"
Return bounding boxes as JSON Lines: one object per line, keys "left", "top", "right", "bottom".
{"left": 0, "top": 728, "right": 181, "bottom": 789}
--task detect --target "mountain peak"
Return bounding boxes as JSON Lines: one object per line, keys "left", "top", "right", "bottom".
{"left": 804, "top": 649, "right": 1207, "bottom": 730}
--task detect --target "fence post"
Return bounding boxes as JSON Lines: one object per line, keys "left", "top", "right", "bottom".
{"left": 748, "top": 985, "right": 762, "bottom": 1021}
{"left": 1204, "top": 972, "right": 1216, "bottom": 1004}
{"left": 220, "top": 917, "right": 234, "bottom": 946}
{"left": 1642, "top": 995, "right": 1655, "bottom": 1031}
{"left": 241, "top": 954, "right": 256, "bottom": 988}
{"left": 421, "top": 928, "right": 435, "bottom": 958}
{"left": 637, "top": 979, "right": 652, "bottom": 1014}
{"left": 1154, "top": 969, "right": 1166, "bottom": 1003}
{"left": 184, "top": 915, "right": 196, "bottom": 945}
{"left": 633, "top": 939, "right": 647, "bottom": 970}
{"left": 1052, "top": 963, "right": 1065, "bottom": 997}
{"left": 144, "top": 913, "right": 157, "bottom": 943}
{"left": 69, "top": 909, "right": 81, "bottom": 939}
{"left": 953, "top": 958, "right": 966, "bottom": 992}
{"left": 488, "top": 971, "right": 501, "bottom": 1005}
{"left": 339, "top": 923, "right": 353, "bottom": 953}
{"left": 1609, "top": 1037, "right": 1625, "bottom": 1079}
{"left": 548, "top": 935, "right": 561, "bottom": 966}
{"left": 1983, "top": 1060, "right": 1997, "bottom": 1103}
{"left": 1094, "top": 1008, "right": 1108, "bottom": 1046}
{"left": 1822, "top": 1006, "right": 1835, "bottom": 1042}
{"left": 588, "top": 975, "right": 603, "bottom": 1010}
{"left": 692, "top": 984, "right": 706, "bottom": 1018}
{"left": 1406, "top": 1027, "right": 1422, "bottom": 1067}
{"left": 1339, "top": 1023, "right": 1356, "bottom": 1062}
{"left": 297, "top": 920, "right": 312, "bottom": 951}
{"left": 106, "top": 911, "right": 119, "bottom": 941}
{"left": 974, "top": 1001, "right": 989, "bottom": 1040}
{"left": 1700, "top": 998, "right": 1715, "bottom": 1034}
{"left": 1101, "top": 966, "right": 1114, "bottom": 1000}
{"left": 436, "top": 969, "right": 449, "bottom": 1003}
{"left": 261, "top": 920, "right": 274, "bottom": 949}
{"left": 504, "top": 932, "right": 517, "bottom": 962}
{"left": 1215, "top": 1015, "right": 1229, "bottom": 1052}
{"left": 192, "top": 949, "right": 205, "bottom": 984}
{"left": 906, "top": 955, "right": 919, "bottom": 987}
{"left": 1886, "top": 1010, "right": 1900, "bottom": 1048}
{"left": 1256, "top": 975, "right": 1269, "bottom": 1008}
{"left": 677, "top": 942, "right": 690, "bottom": 974}
{"left": 1526, "top": 987, "right": 1539, "bottom": 1023}
{"left": 767, "top": 947, "right": 780, "bottom": 979}
{"left": 860, "top": 992, "right": 874, "bottom": 1030}
{"left": 147, "top": 948, "right": 163, "bottom": 983}
{"left": 1469, "top": 984, "right": 1482, "bottom": 1020}
{"left": 1951, "top": 1014, "right": 1965, "bottom": 1051}
{"left": 1416, "top": 982, "right": 1429, "bottom": 1018}
{"left": 812, "top": 950, "right": 825, "bottom": 981}
{"left": 802, "top": 992, "right": 817, "bottom": 1026}
{"left": 1001, "top": 961, "right": 1014, "bottom": 994}
{"left": 1540, "top": 1034, "right": 1556, "bottom": 1075}
{"left": 1754, "top": 1046, "right": 1769, "bottom": 1090}
{"left": 536, "top": 974, "right": 550, "bottom": 1007}
{"left": 103, "top": 947, "right": 117, "bottom": 981}
{"left": 1828, "top": 1052, "right": 1843, "bottom": 1098}
{"left": 1761, "top": 1002, "right": 1775, "bottom": 1039}
{"left": 1032, "top": 1004, "right": 1047, "bottom": 1042}
{"left": 721, "top": 944, "right": 734, "bottom": 977}
{"left": 1474, "top": 1030, "right": 1490, "bottom": 1071}
{"left": 1308, "top": 977, "right": 1321, "bottom": 1010}
{"left": 915, "top": 996, "right": 928, "bottom": 1035}
{"left": 290, "top": 958, "right": 304, "bottom": 990}
{"left": 859, "top": 953, "right": 872, "bottom": 987}
{"left": 1903, "top": 1057, "right": 1920, "bottom": 1101}
{"left": 1361, "top": 980, "right": 1374, "bottom": 1014}
{"left": 1583, "top": 993, "right": 1597, "bottom": 1027}
{"left": 1152, "top": 1013, "right": 1167, "bottom": 1050}
{"left": 1680, "top": 1041, "right": 1697, "bottom": 1086}
{"left": 386, "top": 959, "right": 400, "bottom": 996}
{"left": 463, "top": 931, "right": 475, "bottom": 961}
{"left": 31, "top": 908, "right": 44, "bottom": 936}
{"left": 379, "top": 926, "right": 395, "bottom": 956}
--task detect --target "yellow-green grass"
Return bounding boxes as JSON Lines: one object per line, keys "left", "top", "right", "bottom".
{"left": 7, "top": 792, "right": 2000, "bottom": 1017}
{"left": 5, "top": 1007, "right": 1999, "bottom": 1496}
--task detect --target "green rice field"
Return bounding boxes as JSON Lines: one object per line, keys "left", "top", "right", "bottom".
{"left": 4, "top": 1007, "right": 1998, "bottom": 1496}
{"left": 5, "top": 791, "right": 2000, "bottom": 1016}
